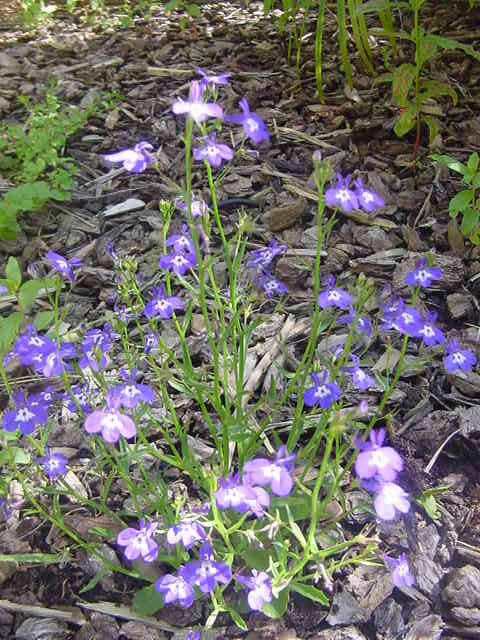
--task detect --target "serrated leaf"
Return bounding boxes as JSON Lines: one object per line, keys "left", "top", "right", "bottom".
{"left": 18, "top": 279, "right": 44, "bottom": 309}
{"left": 132, "top": 584, "right": 164, "bottom": 616}
{"left": 460, "top": 206, "right": 479, "bottom": 236}
{"left": 392, "top": 63, "right": 416, "bottom": 107}
{"left": 291, "top": 582, "right": 329, "bottom": 605}
{"left": 6, "top": 257, "right": 21, "bottom": 291}
{"left": 449, "top": 189, "right": 473, "bottom": 216}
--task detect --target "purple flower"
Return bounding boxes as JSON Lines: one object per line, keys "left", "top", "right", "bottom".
{"left": 384, "top": 553, "right": 415, "bottom": 588}
{"left": 45, "top": 251, "right": 82, "bottom": 283}
{"left": 15, "top": 325, "right": 54, "bottom": 366}
{"left": 166, "top": 521, "right": 206, "bottom": 550}
{"left": 165, "top": 224, "right": 195, "bottom": 255}
{"left": 197, "top": 67, "right": 231, "bottom": 88}
{"left": 238, "top": 484, "right": 270, "bottom": 518}
{"left": 354, "top": 178, "right": 385, "bottom": 214}
{"left": 84, "top": 388, "right": 136, "bottom": 443}
{"left": 444, "top": 339, "right": 477, "bottom": 373}
{"left": 144, "top": 285, "right": 183, "bottom": 320}
{"left": 117, "top": 518, "right": 158, "bottom": 562}
{"left": 193, "top": 132, "right": 234, "bottom": 168}
{"left": 155, "top": 570, "right": 195, "bottom": 608}
{"left": 63, "top": 382, "right": 93, "bottom": 414}
{"left": 225, "top": 97, "right": 269, "bottom": 144}
{"left": 256, "top": 271, "right": 288, "bottom": 298}
{"left": 159, "top": 250, "right": 197, "bottom": 276}
{"left": 338, "top": 311, "right": 372, "bottom": 337}
{"left": 405, "top": 258, "right": 442, "bottom": 288}
{"left": 303, "top": 371, "right": 342, "bottom": 409}
{"left": 2, "top": 391, "right": 48, "bottom": 436}
{"left": 242, "top": 445, "right": 295, "bottom": 497}
{"left": 346, "top": 355, "right": 377, "bottom": 391}
{"left": 355, "top": 428, "right": 403, "bottom": 482}
{"left": 324, "top": 174, "right": 359, "bottom": 213}
{"left": 176, "top": 193, "right": 209, "bottom": 219}
{"left": 236, "top": 570, "right": 272, "bottom": 611}
{"left": 247, "top": 239, "right": 287, "bottom": 269}
{"left": 215, "top": 474, "right": 259, "bottom": 511}
{"left": 172, "top": 80, "right": 223, "bottom": 124}
{"left": 144, "top": 330, "right": 158, "bottom": 354}
{"left": 365, "top": 480, "right": 410, "bottom": 521}
{"left": 394, "top": 306, "right": 424, "bottom": 336}
{"left": 36, "top": 447, "right": 67, "bottom": 479}
{"left": 117, "top": 368, "right": 155, "bottom": 409}
{"left": 318, "top": 275, "right": 353, "bottom": 311}
{"left": 182, "top": 541, "right": 232, "bottom": 593}
{"left": 417, "top": 312, "right": 445, "bottom": 347}
{"left": 187, "top": 632, "right": 202, "bottom": 640}
{"left": 104, "top": 141, "right": 155, "bottom": 173}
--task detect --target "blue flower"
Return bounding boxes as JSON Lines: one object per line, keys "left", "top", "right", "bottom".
{"left": 193, "top": 132, "right": 234, "bottom": 168}
{"left": 155, "top": 571, "right": 195, "bottom": 608}
{"left": 324, "top": 174, "right": 359, "bottom": 213}
{"left": 405, "top": 258, "right": 442, "bottom": 288}
{"left": 236, "top": 570, "right": 272, "bottom": 611}
{"left": 104, "top": 141, "right": 155, "bottom": 173}
{"left": 303, "top": 371, "right": 342, "bottom": 409}
{"left": 172, "top": 80, "right": 223, "bottom": 124}
{"left": 182, "top": 542, "right": 232, "bottom": 593}
{"left": 444, "top": 339, "right": 477, "bottom": 373}
{"left": 226, "top": 97, "right": 269, "bottom": 144}
{"left": 318, "top": 275, "right": 353, "bottom": 310}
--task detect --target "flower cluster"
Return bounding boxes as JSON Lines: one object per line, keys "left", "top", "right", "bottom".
{"left": 325, "top": 174, "right": 384, "bottom": 214}
{"left": 160, "top": 225, "right": 197, "bottom": 276}
{"left": 247, "top": 239, "right": 288, "bottom": 299}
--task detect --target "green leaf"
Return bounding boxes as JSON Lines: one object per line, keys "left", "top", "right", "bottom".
{"left": 0, "top": 312, "right": 21, "bottom": 354}
{"left": 392, "top": 63, "right": 416, "bottom": 107}
{"left": 416, "top": 36, "right": 437, "bottom": 68}
{"left": 473, "top": 174, "right": 480, "bottom": 189}
{"left": 186, "top": 3, "right": 201, "bottom": 17}
{"left": 419, "top": 79, "right": 457, "bottom": 106}
{"left": 460, "top": 206, "right": 479, "bottom": 236}
{"left": 424, "top": 34, "right": 480, "bottom": 63}
{"left": 394, "top": 107, "right": 416, "bottom": 137}
{"left": 132, "top": 584, "right": 164, "bottom": 616}
{"left": 467, "top": 152, "right": 479, "bottom": 173}
{"left": 34, "top": 310, "right": 55, "bottom": 331}
{"left": 0, "top": 446, "right": 31, "bottom": 465}
{"left": 0, "top": 552, "right": 64, "bottom": 563}
{"left": 79, "top": 569, "right": 108, "bottom": 594}
{"left": 262, "top": 588, "right": 289, "bottom": 618}
{"left": 422, "top": 115, "right": 439, "bottom": 145}
{"left": 228, "top": 607, "right": 247, "bottom": 630}
{"left": 449, "top": 189, "right": 473, "bottom": 216}
{"left": 18, "top": 279, "right": 45, "bottom": 310}
{"left": 290, "top": 582, "right": 329, "bottom": 605}
{"left": 6, "top": 257, "right": 21, "bottom": 291}
{"left": 241, "top": 547, "right": 270, "bottom": 571}
{"left": 430, "top": 154, "right": 467, "bottom": 175}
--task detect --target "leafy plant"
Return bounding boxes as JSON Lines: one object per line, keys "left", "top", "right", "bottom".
{"left": 164, "top": 0, "right": 201, "bottom": 28}
{"left": 431, "top": 152, "right": 480, "bottom": 244}
{"left": 0, "top": 90, "right": 102, "bottom": 240}
{"left": 19, "top": 0, "right": 56, "bottom": 25}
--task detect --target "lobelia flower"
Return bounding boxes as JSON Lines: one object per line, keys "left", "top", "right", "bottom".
{"left": 353, "top": 178, "right": 385, "bottom": 214}
{"left": 172, "top": 80, "right": 223, "bottom": 124}
{"left": 225, "top": 97, "right": 269, "bottom": 144}
{"left": 303, "top": 371, "right": 342, "bottom": 409}
{"left": 405, "top": 258, "right": 442, "bottom": 288}
{"left": 238, "top": 483, "right": 270, "bottom": 518}
{"left": 444, "top": 338, "right": 477, "bottom": 373}
{"left": 176, "top": 193, "right": 209, "bottom": 219}
{"left": 117, "top": 518, "right": 158, "bottom": 562}
{"left": 45, "top": 251, "right": 82, "bottom": 284}
{"left": 84, "top": 387, "right": 136, "bottom": 444}
{"left": 79, "top": 325, "right": 117, "bottom": 373}
{"left": 318, "top": 275, "right": 353, "bottom": 311}
{"left": 116, "top": 367, "right": 155, "bottom": 409}
{"left": 363, "top": 480, "right": 410, "bottom": 521}
{"left": 155, "top": 569, "right": 195, "bottom": 608}
{"left": 242, "top": 445, "right": 295, "bottom": 497}
{"left": 104, "top": 141, "right": 155, "bottom": 173}
{"left": 384, "top": 553, "right": 415, "bottom": 588}
{"left": 338, "top": 310, "right": 372, "bottom": 337}
{"left": 159, "top": 250, "right": 197, "bottom": 276}
{"left": 187, "top": 632, "right": 202, "bottom": 640}
{"left": 196, "top": 67, "right": 231, "bottom": 89}
{"left": 236, "top": 570, "right": 273, "bottom": 611}
{"left": 193, "top": 132, "right": 234, "bottom": 168}
{"left": 166, "top": 521, "right": 206, "bottom": 550}
{"left": 324, "top": 174, "right": 359, "bottom": 213}
{"left": 2, "top": 391, "right": 49, "bottom": 436}
{"left": 41, "top": 342, "right": 77, "bottom": 378}
{"left": 256, "top": 270, "right": 288, "bottom": 299}
{"left": 182, "top": 541, "right": 232, "bottom": 593}
{"left": 15, "top": 325, "right": 54, "bottom": 366}
{"left": 345, "top": 355, "right": 377, "bottom": 391}
{"left": 35, "top": 447, "right": 67, "bottom": 479}
{"left": 355, "top": 428, "right": 403, "bottom": 482}
{"left": 215, "top": 474, "right": 262, "bottom": 512}
{"left": 63, "top": 382, "right": 93, "bottom": 414}
{"left": 165, "top": 224, "right": 195, "bottom": 255}
{"left": 247, "top": 239, "right": 287, "bottom": 269}
{"left": 417, "top": 311, "right": 445, "bottom": 347}
{"left": 144, "top": 285, "right": 183, "bottom": 320}
{"left": 394, "top": 306, "right": 424, "bottom": 336}
{"left": 144, "top": 330, "right": 158, "bottom": 354}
